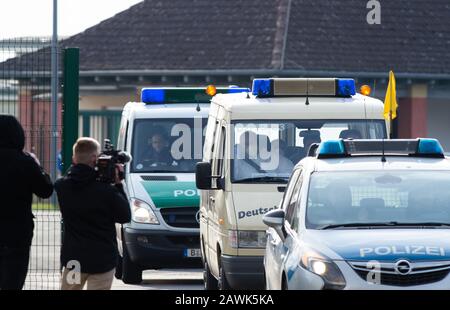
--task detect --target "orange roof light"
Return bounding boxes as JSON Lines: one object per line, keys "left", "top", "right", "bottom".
{"left": 205, "top": 85, "right": 217, "bottom": 96}
{"left": 360, "top": 85, "right": 372, "bottom": 96}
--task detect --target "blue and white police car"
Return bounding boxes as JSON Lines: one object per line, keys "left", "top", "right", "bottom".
{"left": 263, "top": 138, "right": 450, "bottom": 289}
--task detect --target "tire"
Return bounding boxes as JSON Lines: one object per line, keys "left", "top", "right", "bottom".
{"left": 115, "top": 255, "right": 123, "bottom": 280}
{"left": 218, "top": 262, "right": 231, "bottom": 290}
{"left": 282, "top": 276, "right": 288, "bottom": 290}
{"left": 264, "top": 271, "right": 269, "bottom": 290}
{"left": 204, "top": 261, "right": 218, "bottom": 290}
{"left": 122, "top": 243, "right": 142, "bottom": 284}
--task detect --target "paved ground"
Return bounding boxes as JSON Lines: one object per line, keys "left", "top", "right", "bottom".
{"left": 25, "top": 210, "right": 61, "bottom": 290}
{"left": 111, "top": 269, "right": 203, "bottom": 290}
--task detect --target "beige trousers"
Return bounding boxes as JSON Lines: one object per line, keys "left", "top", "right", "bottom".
{"left": 61, "top": 268, "right": 115, "bottom": 290}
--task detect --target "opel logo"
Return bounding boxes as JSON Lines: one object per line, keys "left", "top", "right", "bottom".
{"left": 195, "top": 210, "right": 201, "bottom": 224}
{"left": 395, "top": 260, "right": 412, "bottom": 275}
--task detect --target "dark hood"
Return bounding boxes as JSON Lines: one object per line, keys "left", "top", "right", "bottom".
{"left": 0, "top": 115, "right": 25, "bottom": 150}
{"left": 66, "top": 164, "right": 97, "bottom": 187}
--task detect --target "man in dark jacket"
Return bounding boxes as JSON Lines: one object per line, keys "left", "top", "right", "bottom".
{"left": 0, "top": 115, "right": 54, "bottom": 290}
{"left": 55, "top": 137, "right": 130, "bottom": 290}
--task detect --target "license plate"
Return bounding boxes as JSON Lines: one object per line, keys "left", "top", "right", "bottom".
{"left": 184, "top": 248, "right": 201, "bottom": 258}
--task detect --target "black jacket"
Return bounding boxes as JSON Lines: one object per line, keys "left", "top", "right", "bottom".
{"left": 55, "top": 164, "right": 131, "bottom": 274}
{"left": 0, "top": 115, "right": 54, "bottom": 247}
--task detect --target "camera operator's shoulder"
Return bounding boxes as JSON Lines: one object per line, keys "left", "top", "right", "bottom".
{"left": 54, "top": 177, "right": 65, "bottom": 189}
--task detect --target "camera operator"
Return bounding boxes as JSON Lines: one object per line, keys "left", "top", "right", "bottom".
{"left": 55, "top": 137, "right": 130, "bottom": 290}
{"left": 0, "top": 115, "right": 53, "bottom": 290}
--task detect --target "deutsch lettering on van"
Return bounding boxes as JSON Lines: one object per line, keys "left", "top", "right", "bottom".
{"left": 238, "top": 207, "right": 276, "bottom": 220}
{"left": 196, "top": 78, "right": 389, "bottom": 290}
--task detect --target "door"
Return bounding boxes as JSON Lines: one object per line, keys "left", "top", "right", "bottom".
{"left": 207, "top": 120, "right": 227, "bottom": 275}
{"left": 116, "top": 117, "right": 129, "bottom": 254}
{"left": 200, "top": 114, "right": 217, "bottom": 265}
{"left": 265, "top": 168, "right": 301, "bottom": 289}
{"left": 268, "top": 168, "right": 303, "bottom": 289}
{"left": 280, "top": 169, "right": 304, "bottom": 289}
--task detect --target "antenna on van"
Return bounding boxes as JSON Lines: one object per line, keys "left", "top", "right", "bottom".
{"left": 194, "top": 93, "right": 202, "bottom": 112}
{"left": 381, "top": 138, "right": 387, "bottom": 163}
{"left": 305, "top": 79, "right": 310, "bottom": 105}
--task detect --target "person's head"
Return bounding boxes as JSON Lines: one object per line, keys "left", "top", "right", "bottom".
{"left": 150, "top": 132, "right": 168, "bottom": 153}
{"left": 0, "top": 114, "right": 25, "bottom": 151}
{"left": 72, "top": 137, "right": 100, "bottom": 167}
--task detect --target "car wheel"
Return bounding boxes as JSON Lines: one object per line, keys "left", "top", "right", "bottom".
{"left": 218, "top": 263, "right": 231, "bottom": 290}
{"left": 282, "top": 276, "right": 288, "bottom": 290}
{"left": 204, "top": 261, "right": 218, "bottom": 290}
{"left": 115, "top": 255, "right": 123, "bottom": 280}
{"left": 264, "top": 271, "right": 269, "bottom": 290}
{"left": 122, "top": 243, "right": 142, "bottom": 284}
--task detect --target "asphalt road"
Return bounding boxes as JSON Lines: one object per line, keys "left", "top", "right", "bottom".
{"left": 111, "top": 269, "right": 203, "bottom": 290}
{"left": 24, "top": 210, "right": 203, "bottom": 290}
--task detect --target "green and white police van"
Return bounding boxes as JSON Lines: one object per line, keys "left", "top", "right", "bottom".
{"left": 115, "top": 86, "right": 249, "bottom": 284}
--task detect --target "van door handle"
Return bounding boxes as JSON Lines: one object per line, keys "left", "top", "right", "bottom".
{"left": 209, "top": 197, "right": 215, "bottom": 203}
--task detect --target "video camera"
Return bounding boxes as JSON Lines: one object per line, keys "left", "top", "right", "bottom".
{"left": 96, "top": 139, "right": 132, "bottom": 183}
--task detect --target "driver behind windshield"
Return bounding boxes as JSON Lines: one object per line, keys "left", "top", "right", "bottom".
{"left": 139, "top": 131, "right": 175, "bottom": 168}
{"left": 234, "top": 131, "right": 261, "bottom": 180}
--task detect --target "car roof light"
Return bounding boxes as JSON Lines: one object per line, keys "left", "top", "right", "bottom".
{"left": 141, "top": 86, "right": 249, "bottom": 104}
{"left": 252, "top": 78, "right": 356, "bottom": 98}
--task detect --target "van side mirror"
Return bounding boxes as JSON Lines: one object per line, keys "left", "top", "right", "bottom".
{"left": 262, "top": 209, "right": 286, "bottom": 241}
{"left": 196, "top": 162, "right": 213, "bottom": 190}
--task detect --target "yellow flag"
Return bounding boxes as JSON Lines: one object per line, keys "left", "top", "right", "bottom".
{"left": 384, "top": 70, "right": 398, "bottom": 120}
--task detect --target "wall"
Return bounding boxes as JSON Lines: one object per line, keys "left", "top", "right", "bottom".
{"left": 79, "top": 91, "right": 139, "bottom": 110}
{"left": 427, "top": 98, "right": 450, "bottom": 151}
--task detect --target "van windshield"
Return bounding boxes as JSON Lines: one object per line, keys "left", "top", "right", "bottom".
{"left": 231, "top": 119, "right": 386, "bottom": 183}
{"left": 131, "top": 118, "right": 207, "bottom": 173}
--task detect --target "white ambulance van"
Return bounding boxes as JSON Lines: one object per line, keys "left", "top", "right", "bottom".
{"left": 116, "top": 86, "right": 249, "bottom": 284}
{"left": 196, "top": 78, "right": 389, "bottom": 289}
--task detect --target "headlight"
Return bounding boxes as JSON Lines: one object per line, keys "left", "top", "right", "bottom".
{"left": 131, "top": 198, "right": 159, "bottom": 224}
{"left": 228, "top": 230, "right": 266, "bottom": 248}
{"left": 300, "top": 249, "right": 346, "bottom": 290}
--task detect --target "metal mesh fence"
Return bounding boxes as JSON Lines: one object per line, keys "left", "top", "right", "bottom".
{"left": 0, "top": 37, "right": 62, "bottom": 290}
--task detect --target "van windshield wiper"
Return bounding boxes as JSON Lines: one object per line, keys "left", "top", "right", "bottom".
{"left": 319, "top": 222, "right": 450, "bottom": 230}
{"left": 138, "top": 171, "right": 172, "bottom": 173}
{"left": 233, "top": 176, "right": 289, "bottom": 184}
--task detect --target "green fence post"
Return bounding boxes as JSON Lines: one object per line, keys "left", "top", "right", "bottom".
{"left": 62, "top": 48, "right": 79, "bottom": 175}
{"left": 82, "top": 114, "right": 90, "bottom": 137}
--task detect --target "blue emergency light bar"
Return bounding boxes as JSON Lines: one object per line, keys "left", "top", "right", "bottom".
{"left": 141, "top": 86, "right": 249, "bottom": 104}
{"left": 317, "top": 138, "right": 445, "bottom": 159}
{"left": 252, "top": 78, "right": 356, "bottom": 98}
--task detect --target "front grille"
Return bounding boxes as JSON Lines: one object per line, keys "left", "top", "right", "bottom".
{"left": 350, "top": 260, "right": 450, "bottom": 287}
{"left": 160, "top": 207, "right": 199, "bottom": 228}
{"left": 166, "top": 235, "right": 200, "bottom": 248}
{"left": 141, "top": 175, "right": 177, "bottom": 181}
{"left": 354, "top": 269, "right": 449, "bottom": 287}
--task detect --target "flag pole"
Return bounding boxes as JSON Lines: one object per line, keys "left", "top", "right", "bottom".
{"left": 388, "top": 71, "right": 393, "bottom": 138}
{"left": 390, "top": 112, "right": 392, "bottom": 139}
